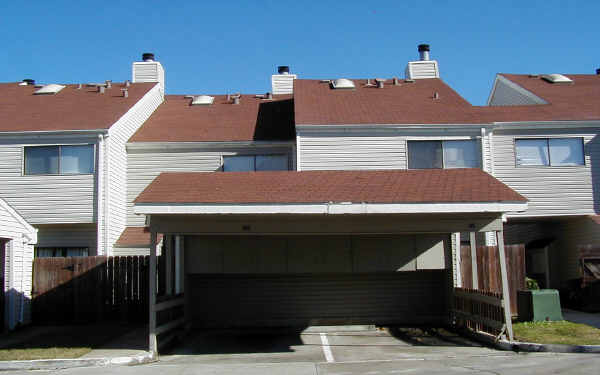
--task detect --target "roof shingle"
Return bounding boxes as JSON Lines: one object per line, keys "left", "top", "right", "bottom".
{"left": 134, "top": 169, "right": 527, "bottom": 205}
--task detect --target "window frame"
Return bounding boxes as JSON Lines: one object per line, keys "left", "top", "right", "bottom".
{"left": 23, "top": 144, "right": 96, "bottom": 176}
{"left": 514, "top": 137, "right": 585, "bottom": 168}
{"left": 221, "top": 153, "right": 290, "bottom": 172}
{"left": 34, "top": 247, "right": 89, "bottom": 258}
{"left": 406, "top": 138, "right": 481, "bottom": 170}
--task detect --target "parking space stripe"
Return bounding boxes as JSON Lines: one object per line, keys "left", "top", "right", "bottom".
{"left": 320, "top": 333, "right": 335, "bottom": 363}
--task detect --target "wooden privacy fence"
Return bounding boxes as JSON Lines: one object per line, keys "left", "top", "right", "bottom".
{"left": 460, "top": 244, "right": 525, "bottom": 315}
{"left": 453, "top": 288, "right": 506, "bottom": 338}
{"left": 32, "top": 256, "right": 152, "bottom": 324}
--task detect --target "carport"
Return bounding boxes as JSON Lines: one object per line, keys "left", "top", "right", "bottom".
{"left": 133, "top": 169, "right": 527, "bottom": 355}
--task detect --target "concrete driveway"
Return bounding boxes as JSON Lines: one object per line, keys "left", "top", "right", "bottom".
{"left": 158, "top": 327, "right": 502, "bottom": 365}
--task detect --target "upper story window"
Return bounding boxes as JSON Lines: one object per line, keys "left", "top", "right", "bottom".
{"left": 407, "top": 140, "right": 479, "bottom": 169}
{"left": 223, "top": 154, "right": 289, "bottom": 172}
{"left": 515, "top": 138, "right": 584, "bottom": 167}
{"left": 24, "top": 144, "right": 95, "bottom": 175}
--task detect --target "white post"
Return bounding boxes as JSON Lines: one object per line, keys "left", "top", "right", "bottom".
{"left": 470, "top": 232, "right": 478, "bottom": 289}
{"left": 496, "top": 230, "right": 514, "bottom": 341}
{"left": 149, "top": 230, "right": 158, "bottom": 356}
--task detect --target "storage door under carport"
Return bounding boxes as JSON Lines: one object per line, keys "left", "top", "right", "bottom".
{"left": 185, "top": 235, "right": 449, "bottom": 328}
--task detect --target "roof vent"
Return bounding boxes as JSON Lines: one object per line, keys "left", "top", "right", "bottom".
{"left": 190, "top": 95, "right": 215, "bottom": 106}
{"left": 418, "top": 44, "right": 430, "bottom": 61}
{"left": 596, "top": 68, "right": 600, "bottom": 75}
{"left": 142, "top": 53, "right": 155, "bottom": 62}
{"left": 20, "top": 79, "right": 35, "bottom": 86}
{"left": 541, "top": 74, "right": 573, "bottom": 84}
{"left": 33, "top": 84, "right": 66, "bottom": 95}
{"left": 278, "top": 66, "right": 290, "bottom": 74}
{"left": 331, "top": 78, "right": 355, "bottom": 89}
{"left": 375, "top": 78, "right": 386, "bottom": 88}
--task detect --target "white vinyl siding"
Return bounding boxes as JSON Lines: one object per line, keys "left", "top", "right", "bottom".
{"left": 298, "top": 134, "right": 407, "bottom": 171}
{"left": 488, "top": 75, "right": 547, "bottom": 106}
{"left": 0, "top": 137, "right": 98, "bottom": 224}
{"left": 492, "top": 129, "right": 600, "bottom": 217}
{"left": 35, "top": 224, "right": 98, "bottom": 256}
{"left": 103, "top": 83, "right": 163, "bottom": 255}
{"left": 126, "top": 145, "right": 294, "bottom": 227}
{"left": 0, "top": 199, "right": 36, "bottom": 330}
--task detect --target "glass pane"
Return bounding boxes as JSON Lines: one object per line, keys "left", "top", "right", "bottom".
{"left": 66, "top": 248, "right": 89, "bottom": 257}
{"left": 256, "top": 155, "right": 288, "bottom": 171}
{"left": 24, "top": 146, "right": 59, "bottom": 174}
{"left": 60, "top": 145, "right": 95, "bottom": 174}
{"left": 408, "top": 141, "right": 443, "bottom": 169}
{"left": 515, "top": 139, "right": 549, "bottom": 166}
{"left": 35, "top": 248, "right": 55, "bottom": 258}
{"left": 444, "top": 140, "right": 480, "bottom": 168}
{"left": 223, "top": 156, "right": 255, "bottom": 171}
{"left": 549, "top": 138, "right": 584, "bottom": 166}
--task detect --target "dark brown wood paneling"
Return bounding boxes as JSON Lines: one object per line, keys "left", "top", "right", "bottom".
{"left": 460, "top": 244, "right": 525, "bottom": 315}
{"left": 187, "top": 271, "right": 447, "bottom": 328}
{"left": 32, "top": 255, "right": 156, "bottom": 324}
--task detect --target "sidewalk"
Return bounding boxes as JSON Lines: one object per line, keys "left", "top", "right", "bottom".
{"left": 563, "top": 309, "right": 600, "bottom": 329}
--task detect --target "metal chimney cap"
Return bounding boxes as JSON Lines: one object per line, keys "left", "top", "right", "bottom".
{"left": 22, "top": 79, "right": 35, "bottom": 85}
{"left": 277, "top": 66, "right": 290, "bottom": 74}
{"left": 142, "top": 53, "right": 155, "bottom": 61}
{"left": 418, "top": 44, "right": 430, "bottom": 52}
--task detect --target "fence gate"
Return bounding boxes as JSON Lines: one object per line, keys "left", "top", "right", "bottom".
{"left": 460, "top": 244, "right": 525, "bottom": 314}
{"left": 32, "top": 256, "right": 151, "bottom": 324}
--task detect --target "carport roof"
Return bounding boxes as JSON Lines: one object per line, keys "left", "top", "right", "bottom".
{"left": 134, "top": 169, "right": 527, "bottom": 215}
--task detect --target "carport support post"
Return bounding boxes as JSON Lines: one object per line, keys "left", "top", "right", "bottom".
{"left": 469, "top": 232, "right": 478, "bottom": 289}
{"left": 149, "top": 231, "right": 158, "bottom": 357}
{"left": 496, "top": 230, "right": 514, "bottom": 341}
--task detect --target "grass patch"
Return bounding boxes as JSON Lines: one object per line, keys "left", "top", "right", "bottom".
{"left": 0, "top": 324, "right": 132, "bottom": 361}
{"left": 513, "top": 321, "right": 600, "bottom": 346}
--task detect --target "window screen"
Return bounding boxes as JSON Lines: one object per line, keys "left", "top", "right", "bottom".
{"left": 24, "top": 144, "right": 95, "bottom": 175}
{"left": 515, "top": 139, "right": 550, "bottom": 166}
{"left": 408, "top": 141, "right": 443, "bottom": 169}
{"left": 223, "top": 154, "right": 289, "bottom": 172}
{"left": 548, "top": 138, "right": 584, "bottom": 166}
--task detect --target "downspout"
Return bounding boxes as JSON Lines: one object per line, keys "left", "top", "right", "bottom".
{"left": 97, "top": 135, "right": 105, "bottom": 255}
{"left": 103, "top": 136, "right": 109, "bottom": 256}
{"left": 480, "top": 128, "right": 487, "bottom": 173}
{"left": 19, "top": 236, "right": 27, "bottom": 325}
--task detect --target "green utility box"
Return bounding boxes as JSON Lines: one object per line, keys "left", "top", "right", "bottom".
{"left": 517, "top": 289, "right": 564, "bottom": 322}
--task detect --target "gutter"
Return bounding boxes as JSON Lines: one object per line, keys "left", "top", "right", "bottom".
{"left": 0, "top": 129, "right": 109, "bottom": 139}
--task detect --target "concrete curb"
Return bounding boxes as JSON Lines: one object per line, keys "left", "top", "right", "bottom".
{"left": 496, "top": 339, "right": 600, "bottom": 354}
{"left": 458, "top": 328, "right": 600, "bottom": 354}
{"left": 0, "top": 351, "right": 156, "bottom": 371}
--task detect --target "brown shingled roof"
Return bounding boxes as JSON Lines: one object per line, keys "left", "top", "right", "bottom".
{"left": 293, "top": 75, "right": 600, "bottom": 126}
{"left": 129, "top": 94, "right": 294, "bottom": 142}
{"left": 134, "top": 169, "right": 526, "bottom": 205}
{"left": 0, "top": 82, "right": 157, "bottom": 132}
{"left": 115, "top": 227, "right": 163, "bottom": 247}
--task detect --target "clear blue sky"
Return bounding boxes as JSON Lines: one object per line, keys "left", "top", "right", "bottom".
{"left": 2, "top": 1, "right": 599, "bottom": 105}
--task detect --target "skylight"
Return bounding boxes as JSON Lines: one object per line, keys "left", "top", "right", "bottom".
{"left": 541, "top": 74, "right": 573, "bottom": 84}
{"left": 331, "top": 78, "right": 355, "bottom": 89}
{"left": 191, "top": 95, "right": 215, "bottom": 106}
{"left": 33, "top": 84, "right": 66, "bottom": 95}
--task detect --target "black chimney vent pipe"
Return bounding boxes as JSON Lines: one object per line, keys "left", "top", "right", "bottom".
{"left": 596, "top": 68, "right": 600, "bottom": 75}
{"left": 142, "top": 53, "right": 155, "bottom": 61}
{"left": 278, "top": 66, "right": 290, "bottom": 74}
{"left": 418, "top": 44, "right": 430, "bottom": 52}
{"left": 22, "top": 79, "right": 35, "bottom": 85}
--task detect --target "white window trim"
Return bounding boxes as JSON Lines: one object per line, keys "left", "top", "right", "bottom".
{"left": 513, "top": 137, "right": 585, "bottom": 167}
{"left": 406, "top": 139, "right": 481, "bottom": 169}
{"left": 22, "top": 143, "right": 97, "bottom": 176}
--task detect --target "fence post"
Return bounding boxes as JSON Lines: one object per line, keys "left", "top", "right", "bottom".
{"left": 496, "top": 230, "right": 514, "bottom": 341}
{"left": 149, "top": 231, "right": 158, "bottom": 357}
{"left": 470, "top": 232, "right": 479, "bottom": 290}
